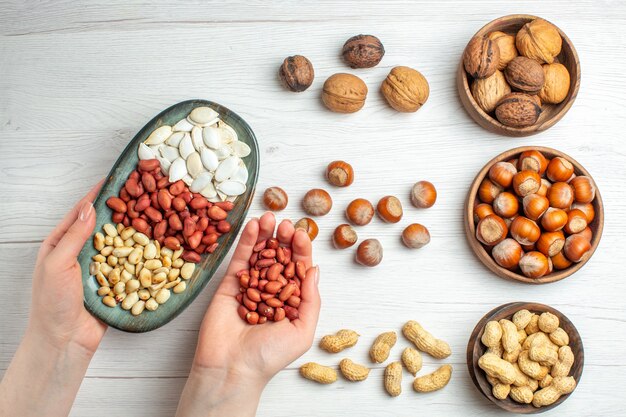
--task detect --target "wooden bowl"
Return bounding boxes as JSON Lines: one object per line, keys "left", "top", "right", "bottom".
{"left": 457, "top": 14, "right": 580, "bottom": 136}
{"left": 465, "top": 146, "right": 603, "bottom": 284}
{"left": 467, "top": 302, "right": 584, "bottom": 413}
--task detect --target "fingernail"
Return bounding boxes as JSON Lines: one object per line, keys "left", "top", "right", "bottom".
{"left": 314, "top": 265, "right": 320, "bottom": 285}
{"left": 79, "top": 201, "right": 94, "bottom": 221}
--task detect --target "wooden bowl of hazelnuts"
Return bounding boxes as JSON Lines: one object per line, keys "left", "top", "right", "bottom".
{"left": 457, "top": 15, "right": 580, "bottom": 137}
{"left": 465, "top": 146, "right": 603, "bottom": 284}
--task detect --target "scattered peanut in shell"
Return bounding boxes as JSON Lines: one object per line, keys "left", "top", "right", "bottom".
{"left": 369, "top": 331, "right": 397, "bottom": 363}
{"left": 299, "top": 362, "right": 337, "bottom": 384}
{"left": 319, "top": 329, "right": 360, "bottom": 353}
{"left": 338, "top": 358, "right": 370, "bottom": 382}
{"left": 413, "top": 364, "right": 453, "bottom": 393}
{"left": 384, "top": 361, "right": 403, "bottom": 397}
{"left": 402, "top": 320, "right": 451, "bottom": 359}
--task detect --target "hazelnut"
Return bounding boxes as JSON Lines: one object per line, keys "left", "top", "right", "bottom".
{"left": 333, "top": 224, "right": 358, "bottom": 249}
{"left": 519, "top": 251, "right": 550, "bottom": 278}
{"left": 547, "top": 182, "right": 574, "bottom": 209}
{"left": 551, "top": 251, "right": 572, "bottom": 270}
{"left": 294, "top": 217, "right": 319, "bottom": 241}
{"left": 346, "top": 198, "right": 374, "bottom": 226}
{"left": 516, "top": 18, "right": 562, "bottom": 64}
{"left": 326, "top": 160, "right": 354, "bottom": 187}
{"left": 492, "top": 238, "right": 523, "bottom": 270}
{"left": 478, "top": 178, "right": 503, "bottom": 203}
{"left": 536, "top": 231, "right": 566, "bottom": 258}
{"left": 380, "top": 66, "right": 429, "bottom": 112}
{"left": 342, "top": 34, "right": 385, "bottom": 68}
{"left": 279, "top": 55, "right": 315, "bottom": 92}
{"left": 263, "top": 187, "right": 288, "bottom": 211}
{"left": 322, "top": 73, "right": 368, "bottom": 113}
{"left": 571, "top": 202, "right": 595, "bottom": 223}
{"left": 504, "top": 56, "right": 545, "bottom": 94}
{"left": 411, "top": 181, "right": 437, "bottom": 208}
{"left": 488, "top": 31, "right": 518, "bottom": 69}
{"left": 512, "top": 170, "right": 541, "bottom": 197}
{"left": 474, "top": 203, "right": 495, "bottom": 223}
{"left": 522, "top": 194, "right": 549, "bottom": 221}
{"left": 563, "top": 234, "right": 591, "bottom": 263}
{"left": 476, "top": 214, "right": 508, "bottom": 246}
{"left": 493, "top": 192, "right": 519, "bottom": 219}
{"left": 471, "top": 70, "right": 511, "bottom": 113}
{"left": 541, "top": 208, "right": 568, "bottom": 232}
{"left": 546, "top": 157, "right": 574, "bottom": 183}
{"left": 488, "top": 162, "right": 517, "bottom": 189}
{"left": 463, "top": 36, "right": 500, "bottom": 79}
{"left": 355, "top": 239, "right": 383, "bottom": 267}
{"left": 564, "top": 209, "right": 588, "bottom": 235}
{"left": 518, "top": 150, "right": 548, "bottom": 175}
{"left": 538, "top": 63, "right": 570, "bottom": 104}
{"left": 510, "top": 216, "right": 541, "bottom": 246}
{"left": 569, "top": 176, "right": 595, "bottom": 204}
{"left": 302, "top": 189, "right": 333, "bottom": 216}
{"left": 376, "top": 196, "right": 403, "bottom": 223}
{"left": 495, "top": 93, "right": 542, "bottom": 128}
{"left": 401, "top": 223, "right": 430, "bottom": 249}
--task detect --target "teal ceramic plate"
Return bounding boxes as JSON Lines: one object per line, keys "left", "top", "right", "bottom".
{"left": 78, "top": 99, "right": 259, "bottom": 332}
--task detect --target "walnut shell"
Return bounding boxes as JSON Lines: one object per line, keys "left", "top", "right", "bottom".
{"left": 322, "top": 73, "right": 368, "bottom": 113}
{"left": 279, "top": 55, "right": 314, "bottom": 92}
{"left": 380, "top": 66, "right": 429, "bottom": 112}
{"left": 463, "top": 36, "right": 500, "bottom": 79}
{"left": 505, "top": 56, "right": 545, "bottom": 94}
{"left": 516, "top": 19, "right": 562, "bottom": 64}
{"left": 342, "top": 34, "right": 385, "bottom": 68}
{"left": 539, "top": 63, "right": 570, "bottom": 104}
{"left": 495, "top": 93, "right": 542, "bottom": 128}
{"left": 488, "top": 31, "right": 518, "bottom": 70}
{"left": 471, "top": 70, "right": 511, "bottom": 113}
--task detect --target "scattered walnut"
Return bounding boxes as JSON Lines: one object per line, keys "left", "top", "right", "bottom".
{"left": 516, "top": 19, "right": 562, "bottom": 64}
{"left": 380, "top": 66, "right": 429, "bottom": 112}
{"left": 322, "top": 73, "right": 368, "bottom": 113}
{"left": 279, "top": 55, "right": 315, "bottom": 92}
{"left": 342, "top": 34, "right": 385, "bottom": 68}
{"left": 495, "top": 93, "right": 542, "bottom": 128}
{"left": 488, "top": 31, "right": 518, "bottom": 70}
{"left": 505, "top": 56, "right": 545, "bottom": 94}
{"left": 471, "top": 70, "right": 511, "bottom": 113}
{"left": 463, "top": 36, "right": 500, "bottom": 79}
{"left": 539, "top": 63, "right": 570, "bottom": 104}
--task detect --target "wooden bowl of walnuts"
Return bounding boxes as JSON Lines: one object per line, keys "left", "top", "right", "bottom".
{"left": 467, "top": 302, "right": 583, "bottom": 413}
{"left": 464, "top": 146, "right": 603, "bottom": 284}
{"left": 457, "top": 15, "right": 580, "bottom": 136}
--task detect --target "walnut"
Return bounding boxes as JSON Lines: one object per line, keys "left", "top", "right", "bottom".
{"left": 342, "top": 34, "right": 385, "bottom": 68}
{"left": 488, "top": 31, "right": 518, "bottom": 70}
{"left": 539, "top": 63, "right": 570, "bottom": 104}
{"left": 279, "top": 55, "right": 314, "bottom": 92}
{"left": 471, "top": 70, "right": 511, "bottom": 113}
{"left": 495, "top": 93, "right": 542, "bottom": 128}
{"left": 516, "top": 19, "right": 562, "bottom": 64}
{"left": 504, "top": 56, "right": 545, "bottom": 94}
{"left": 463, "top": 36, "right": 500, "bottom": 79}
{"left": 322, "top": 73, "right": 368, "bottom": 113}
{"left": 380, "top": 66, "right": 429, "bottom": 112}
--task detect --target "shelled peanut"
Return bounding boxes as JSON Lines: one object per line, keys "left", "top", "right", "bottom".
{"left": 235, "top": 237, "right": 307, "bottom": 325}
{"left": 473, "top": 149, "right": 597, "bottom": 278}
{"left": 105, "top": 159, "right": 234, "bottom": 264}
{"left": 478, "top": 309, "right": 577, "bottom": 408}
{"left": 91, "top": 222, "right": 195, "bottom": 314}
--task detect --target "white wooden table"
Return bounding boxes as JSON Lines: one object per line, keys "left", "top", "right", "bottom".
{"left": 2, "top": 1, "right": 625, "bottom": 416}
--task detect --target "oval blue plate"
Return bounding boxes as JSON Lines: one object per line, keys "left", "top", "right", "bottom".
{"left": 78, "top": 99, "right": 259, "bottom": 332}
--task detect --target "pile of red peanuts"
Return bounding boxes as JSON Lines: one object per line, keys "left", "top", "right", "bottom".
{"left": 105, "top": 159, "right": 234, "bottom": 263}
{"left": 236, "top": 237, "right": 305, "bottom": 325}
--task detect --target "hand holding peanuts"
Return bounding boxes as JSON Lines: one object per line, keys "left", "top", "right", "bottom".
{"left": 176, "top": 212, "right": 321, "bottom": 416}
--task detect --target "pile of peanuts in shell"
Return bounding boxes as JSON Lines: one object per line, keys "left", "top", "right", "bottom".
{"left": 91, "top": 222, "right": 196, "bottom": 314}
{"left": 299, "top": 321, "right": 453, "bottom": 397}
{"left": 473, "top": 149, "right": 597, "bottom": 278}
{"left": 262, "top": 160, "right": 437, "bottom": 267}
{"left": 236, "top": 235, "right": 307, "bottom": 325}
{"left": 478, "top": 309, "right": 577, "bottom": 408}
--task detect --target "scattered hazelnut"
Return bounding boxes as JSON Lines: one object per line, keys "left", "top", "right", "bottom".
{"left": 488, "top": 31, "right": 518, "bottom": 69}
{"left": 279, "top": 55, "right": 315, "bottom": 92}
{"left": 401, "top": 224, "right": 430, "bottom": 249}
{"left": 355, "top": 239, "right": 383, "bottom": 267}
{"left": 326, "top": 160, "right": 354, "bottom": 187}
{"left": 410, "top": 181, "right": 437, "bottom": 208}
{"left": 342, "top": 34, "right": 385, "bottom": 68}
{"left": 539, "top": 63, "right": 570, "bottom": 104}
{"left": 380, "top": 66, "right": 429, "bottom": 112}
{"left": 504, "top": 56, "right": 545, "bottom": 94}
{"left": 333, "top": 224, "right": 358, "bottom": 249}
{"left": 516, "top": 18, "right": 562, "bottom": 64}
{"left": 294, "top": 217, "right": 319, "bottom": 241}
{"left": 263, "top": 187, "right": 288, "bottom": 211}
{"left": 346, "top": 198, "right": 375, "bottom": 226}
{"left": 322, "top": 73, "right": 368, "bottom": 113}
{"left": 302, "top": 189, "right": 333, "bottom": 216}
{"left": 471, "top": 70, "right": 511, "bottom": 113}
{"left": 463, "top": 36, "right": 500, "bottom": 79}
{"left": 376, "top": 196, "right": 403, "bottom": 223}
{"left": 495, "top": 93, "right": 542, "bottom": 128}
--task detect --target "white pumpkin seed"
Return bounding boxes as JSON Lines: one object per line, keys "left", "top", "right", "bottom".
{"left": 169, "top": 158, "right": 187, "bottom": 182}
{"left": 189, "top": 107, "right": 219, "bottom": 125}
{"left": 182, "top": 174, "right": 194, "bottom": 186}
{"left": 186, "top": 152, "right": 203, "bottom": 178}
{"left": 220, "top": 124, "right": 238, "bottom": 144}
{"left": 217, "top": 180, "right": 246, "bottom": 196}
{"left": 191, "top": 126, "right": 204, "bottom": 151}
{"left": 215, "top": 146, "right": 231, "bottom": 160}
{"left": 157, "top": 156, "right": 171, "bottom": 174}
{"left": 217, "top": 190, "right": 228, "bottom": 201}
{"left": 160, "top": 145, "right": 180, "bottom": 162}
{"left": 138, "top": 143, "right": 156, "bottom": 160}
{"left": 202, "top": 126, "right": 221, "bottom": 149}
{"left": 229, "top": 165, "right": 249, "bottom": 183}
{"left": 215, "top": 156, "right": 240, "bottom": 182}
{"left": 166, "top": 131, "right": 185, "bottom": 147}
{"left": 145, "top": 125, "right": 172, "bottom": 145}
{"left": 200, "top": 147, "right": 219, "bottom": 171}
{"left": 173, "top": 118, "right": 194, "bottom": 132}
{"left": 178, "top": 133, "right": 194, "bottom": 159}
{"left": 230, "top": 141, "right": 251, "bottom": 158}
{"left": 190, "top": 171, "right": 213, "bottom": 193}
{"left": 200, "top": 182, "right": 217, "bottom": 198}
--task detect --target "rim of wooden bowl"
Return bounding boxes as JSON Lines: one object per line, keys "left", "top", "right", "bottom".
{"left": 467, "top": 302, "right": 584, "bottom": 414}
{"left": 457, "top": 14, "right": 581, "bottom": 137}
{"left": 464, "top": 146, "right": 604, "bottom": 284}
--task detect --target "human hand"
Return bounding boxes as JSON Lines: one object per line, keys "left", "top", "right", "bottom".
{"left": 176, "top": 212, "right": 321, "bottom": 417}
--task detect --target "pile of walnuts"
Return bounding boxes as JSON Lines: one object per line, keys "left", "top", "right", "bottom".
{"left": 463, "top": 19, "right": 571, "bottom": 128}
{"left": 279, "top": 35, "right": 429, "bottom": 114}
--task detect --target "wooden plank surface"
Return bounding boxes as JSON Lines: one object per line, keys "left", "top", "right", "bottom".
{"left": 1, "top": 1, "right": 625, "bottom": 416}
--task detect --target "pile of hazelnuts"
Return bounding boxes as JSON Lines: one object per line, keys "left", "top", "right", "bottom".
{"left": 473, "top": 150, "right": 597, "bottom": 278}
{"left": 262, "top": 161, "right": 437, "bottom": 267}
